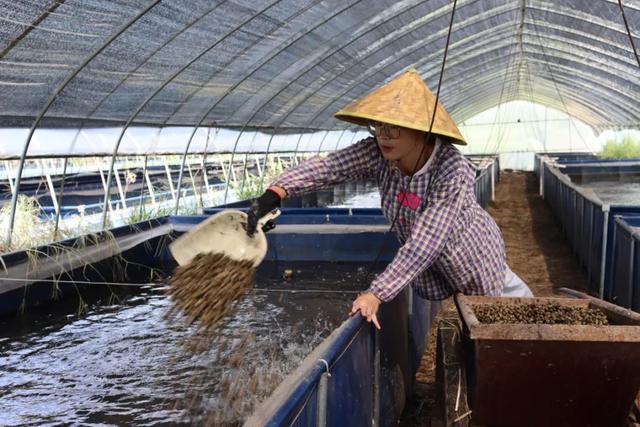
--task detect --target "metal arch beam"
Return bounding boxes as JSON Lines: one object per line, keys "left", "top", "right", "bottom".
{"left": 601, "top": 0, "right": 640, "bottom": 12}
{"left": 532, "top": 0, "right": 640, "bottom": 40}
{"left": 171, "top": 0, "right": 367, "bottom": 209}
{"left": 381, "top": 51, "right": 618, "bottom": 129}
{"left": 448, "top": 76, "right": 613, "bottom": 129}
{"left": 175, "top": 0, "right": 452, "bottom": 127}
{"left": 311, "top": 43, "right": 521, "bottom": 129}
{"left": 259, "top": 12, "right": 518, "bottom": 128}
{"left": 99, "top": 0, "right": 290, "bottom": 227}
{"left": 442, "top": 65, "right": 632, "bottom": 122}
{"left": 230, "top": 0, "right": 505, "bottom": 125}
{"left": 302, "top": 21, "right": 526, "bottom": 129}
{"left": 166, "top": 0, "right": 373, "bottom": 206}
{"left": 169, "top": 0, "right": 325, "bottom": 212}
{"left": 422, "top": 49, "right": 639, "bottom": 124}
{"left": 258, "top": 0, "right": 632, "bottom": 129}
{"left": 450, "top": 77, "right": 617, "bottom": 132}
{"left": 415, "top": 38, "right": 639, "bottom": 114}
{"left": 447, "top": 74, "right": 569, "bottom": 120}
{"left": 158, "top": 0, "right": 324, "bottom": 127}
{"left": 5, "top": 0, "right": 161, "bottom": 246}
{"left": 284, "top": 13, "right": 519, "bottom": 129}
{"left": 0, "top": 0, "right": 67, "bottom": 60}
{"left": 51, "top": 2, "right": 231, "bottom": 219}
{"left": 520, "top": 32, "right": 640, "bottom": 85}
{"left": 526, "top": 61, "right": 640, "bottom": 119}
{"left": 256, "top": 0, "right": 640, "bottom": 130}
{"left": 522, "top": 48, "right": 640, "bottom": 112}
{"left": 524, "top": 58, "right": 639, "bottom": 122}
{"left": 73, "top": 2, "right": 230, "bottom": 128}
{"left": 525, "top": 20, "right": 640, "bottom": 69}
{"left": 439, "top": 58, "right": 634, "bottom": 127}
{"left": 240, "top": 0, "right": 516, "bottom": 128}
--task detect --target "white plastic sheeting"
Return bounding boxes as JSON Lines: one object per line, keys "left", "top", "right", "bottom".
{"left": 0, "top": 127, "right": 366, "bottom": 158}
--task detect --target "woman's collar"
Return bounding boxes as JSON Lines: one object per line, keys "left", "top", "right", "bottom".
{"left": 412, "top": 139, "right": 442, "bottom": 177}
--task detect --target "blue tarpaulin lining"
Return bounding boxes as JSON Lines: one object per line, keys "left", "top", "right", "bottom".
{"left": 611, "top": 215, "right": 640, "bottom": 311}
{"left": 540, "top": 158, "right": 640, "bottom": 312}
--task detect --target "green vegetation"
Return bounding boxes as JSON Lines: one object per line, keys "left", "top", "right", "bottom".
{"left": 598, "top": 135, "right": 640, "bottom": 159}
{"left": 0, "top": 195, "right": 73, "bottom": 253}
{"left": 229, "top": 157, "right": 285, "bottom": 200}
{"left": 126, "top": 204, "right": 173, "bottom": 225}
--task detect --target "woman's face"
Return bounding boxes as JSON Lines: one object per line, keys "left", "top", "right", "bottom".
{"left": 371, "top": 123, "right": 426, "bottom": 161}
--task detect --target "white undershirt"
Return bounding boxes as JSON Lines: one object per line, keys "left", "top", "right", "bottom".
{"left": 413, "top": 139, "right": 441, "bottom": 177}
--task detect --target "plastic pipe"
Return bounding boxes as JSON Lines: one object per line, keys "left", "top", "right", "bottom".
{"left": 599, "top": 207, "right": 610, "bottom": 299}
{"left": 316, "top": 372, "right": 329, "bottom": 427}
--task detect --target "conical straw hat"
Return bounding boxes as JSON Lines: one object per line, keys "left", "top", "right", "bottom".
{"left": 334, "top": 69, "right": 466, "bottom": 145}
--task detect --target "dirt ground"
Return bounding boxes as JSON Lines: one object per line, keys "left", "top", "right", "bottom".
{"left": 398, "top": 171, "right": 601, "bottom": 426}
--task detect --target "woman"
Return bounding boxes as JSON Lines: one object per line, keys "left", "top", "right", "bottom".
{"left": 246, "top": 69, "right": 532, "bottom": 329}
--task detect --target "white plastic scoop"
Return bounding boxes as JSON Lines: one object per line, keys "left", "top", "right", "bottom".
{"left": 169, "top": 209, "right": 280, "bottom": 267}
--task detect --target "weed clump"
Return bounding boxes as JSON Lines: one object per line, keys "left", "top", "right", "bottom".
{"left": 473, "top": 302, "right": 609, "bottom": 325}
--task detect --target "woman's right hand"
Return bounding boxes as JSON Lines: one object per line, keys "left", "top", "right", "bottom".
{"left": 246, "top": 188, "right": 282, "bottom": 236}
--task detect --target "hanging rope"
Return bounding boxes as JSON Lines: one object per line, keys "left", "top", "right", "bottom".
{"left": 370, "top": 0, "right": 458, "bottom": 267}
{"left": 618, "top": 0, "right": 640, "bottom": 69}
{"left": 527, "top": 7, "right": 595, "bottom": 152}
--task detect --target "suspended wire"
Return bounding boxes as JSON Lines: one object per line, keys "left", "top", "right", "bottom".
{"left": 527, "top": 6, "right": 594, "bottom": 153}
{"left": 617, "top": 0, "right": 640, "bottom": 69}
{"left": 369, "top": 0, "right": 458, "bottom": 268}
{"left": 476, "top": 11, "right": 522, "bottom": 156}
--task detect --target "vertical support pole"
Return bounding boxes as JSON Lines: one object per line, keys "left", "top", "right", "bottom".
{"left": 97, "top": 160, "right": 112, "bottom": 212}
{"left": 239, "top": 152, "right": 249, "bottom": 196}
{"left": 315, "top": 130, "right": 331, "bottom": 155}
{"left": 4, "top": 161, "right": 15, "bottom": 195}
{"left": 256, "top": 131, "right": 277, "bottom": 195}
{"left": 230, "top": 161, "right": 238, "bottom": 184}
{"left": 292, "top": 132, "right": 305, "bottom": 166}
{"left": 187, "top": 162, "right": 196, "bottom": 195}
{"left": 53, "top": 156, "right": 69, "bottom": 240}
{"left": 540, "top": 158, "right": 545, "bottom": 199}
{"left": 199, "top": 127, "right": 217, "bottom": 207}
{"left": 112, "top": 164, "right": 127, "bottom": 209}
{"left": 222, "top": 128, "right": 248, "bottom": 205}
{"left": 373, "top": 328, "right": 380, "bottom": 427}
{"left": 164, "top": 157, "right": 176, "bottom": 201}
{"left": 43, "top": 159, "right": 59, "bottom": 217}
{"left": 490, "top": 162, "right": 495, "bottom": 201}
{"left": 587, "top": 203, "right": 594, "bottom": 285}
{"left": 202, "top": 155, "right": 212, "bottom": 202}
{"left": 599, "top": 206, "right": 610, "bottom": 299}
{"left": 145, "top": 169, "right": 157, "bottom": 207}
{"left": 628, "top": 235, "right": 635, "bottom": 308}
{"left": 137, "top": 154, "right": 148, "bottom": 213}
{"left": 220, "top": 157, "right": 229, "bottom": 183}
{"left": 316, "top": 372, "right": 329, "bottom": 427}
{"left": 255, "top": 155, "right": 263, "bottom": 177}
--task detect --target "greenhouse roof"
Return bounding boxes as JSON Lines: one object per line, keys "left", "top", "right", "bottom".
{"left": 0, "top": 0, "right": 638, "bottom": 133}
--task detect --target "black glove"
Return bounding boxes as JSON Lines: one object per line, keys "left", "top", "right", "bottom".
{"left": 246, "top": 189, "right": 281, "bottom": 236}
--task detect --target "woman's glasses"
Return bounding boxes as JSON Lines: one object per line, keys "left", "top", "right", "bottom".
{"left": 367, "top": 122, "right": 401, "bottom": 139}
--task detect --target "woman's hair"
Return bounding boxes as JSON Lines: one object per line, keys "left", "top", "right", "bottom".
{"left": 425, "top": 131, "right": 438, "bottom": 145}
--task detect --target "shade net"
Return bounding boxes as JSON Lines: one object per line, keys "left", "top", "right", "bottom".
{"left": 0, "top": 0, "right": 638, "bottom": 157}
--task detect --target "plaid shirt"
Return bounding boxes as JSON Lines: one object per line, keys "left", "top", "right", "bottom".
{"left": 272, "top": 137, "right": 505, "bottom": 301}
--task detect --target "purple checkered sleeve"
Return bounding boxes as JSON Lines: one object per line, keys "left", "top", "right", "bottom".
{"left": 368, "top": 171, "right": 470, "bottom": 302}
{"left": 271, "top": 138, "right": 381, "bottom": 196}
{"left": 273, "top": 137, "right": 506, "bottom": 301}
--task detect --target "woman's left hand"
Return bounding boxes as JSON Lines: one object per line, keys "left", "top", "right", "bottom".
{"left": 349, "top": 292, "right": 382, "bottom": 330}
